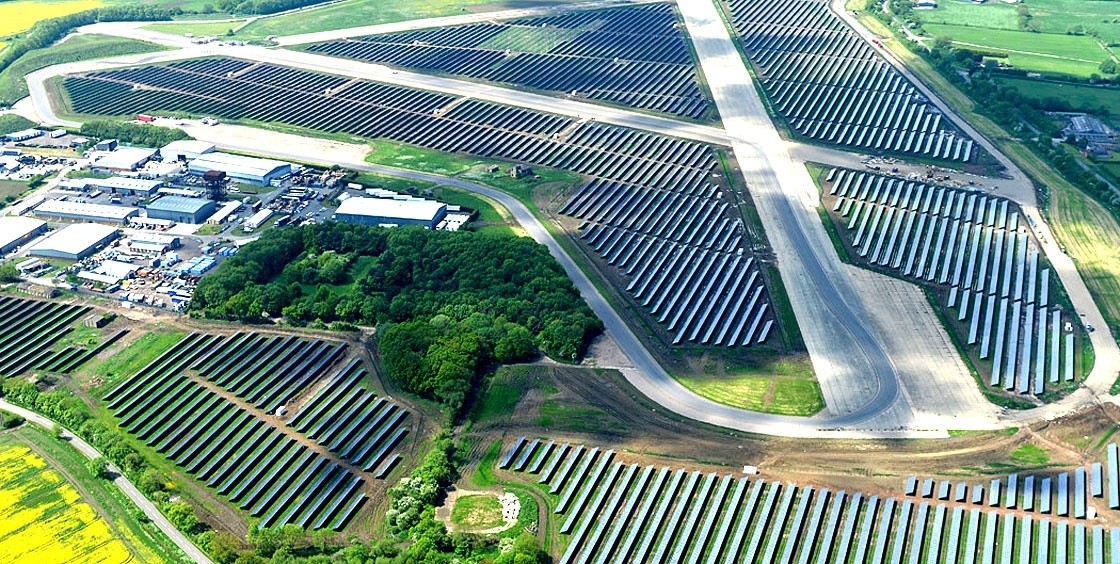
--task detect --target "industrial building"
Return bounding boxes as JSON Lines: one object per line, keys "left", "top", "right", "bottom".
{"left": 335, "top": 197, "right": 447, "bottom": 229}
{"left": 33, "top": 199, "right": 139, "bottom": 224}
{"left": 161, "top": 140, "right": 216, "bottom": 162}
{"left": 92, "top": 147, "right": 157, "bottom": 172}
{"left": 4, "top": 129, "right": 42, "bottom": 142}
{"left": 188, "top": 152, "right": 291, "bottom": 185}
{"left": 207, "top": 201, "right": 242, "bottom": 225}
{"left": 89, "top": 177, "right": 163, "bottom": 197}
{"left": 28, "top": 223, "right": 119, "bottom": 260}
{"left": 0, "top": 217, "right": 47, "bottom": 254}
{"left": 145, "top": 196, "right": 217, "bottom": 224}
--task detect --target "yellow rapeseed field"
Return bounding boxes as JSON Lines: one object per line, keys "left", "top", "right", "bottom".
{"left": 0, "top": 0, "right": 104, "bottom": 39}
{"left": 0, "top": 445, "right": 133, "bottom": 563}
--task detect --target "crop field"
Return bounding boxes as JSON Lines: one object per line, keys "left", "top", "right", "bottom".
{"left": 922, "top": 24, "right": 1106, "bottom": 79}
{"left": 915, "top": 0, "right": 1120, "bottom": 46}
{"left": 0, "top": 0, "right": 102, "bottom": 41}
{"left": 0, "top": 445, "right": 132, "bottom": 563}
{"left": 500, "top": 438, "right": 1120, "bottom": 563}
{"left": 995, "top": 78, "right": 1120, "bottom": 118}
{"left": 722, "top": 0, "right": 977, "bottom": 162}
{"left": 102, "top": 331, "right": 413, "bottom": 529}
{"left": 0, "top": 296, "right": 123, "bottom": 377}
{"left": 62, "top": 58, "right": 776, "bottom": 348}
{"left": 304, "top": 4, "right": 713, "bottom": 120}
{"left": 822, "top": 168, "right": 1080, "bottom": 396}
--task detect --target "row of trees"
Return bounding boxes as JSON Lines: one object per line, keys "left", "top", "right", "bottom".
{"left": 190, "top": 223, "right": 601, "bottom": 415}
{"left": 80, "top": 120, "right": 192, "bottom": 148}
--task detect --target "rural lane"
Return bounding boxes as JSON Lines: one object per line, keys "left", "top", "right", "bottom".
{"left": 0, "top": 399, "right": 215, "bottom": 564}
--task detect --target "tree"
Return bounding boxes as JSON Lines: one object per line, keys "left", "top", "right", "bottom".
{"left": 0, "top": 261, "right": 21, "bottom": 282}
{"left": 1101, "top": 59, "right": 1118, "bottom": 75}
{"left": 162, "top": 501, "right": 199, "bottom": 534}
{"left": 86, "top": 457, "right": 110, "bottom": 479}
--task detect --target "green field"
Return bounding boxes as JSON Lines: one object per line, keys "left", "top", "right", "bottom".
{"left": 142, "top": 20, "right": 247, "bottom": 38}
{"left": 918, "top": 0, "right": 1120, "bottom": 44}
{"left": 922, "top": 23, "right": 1108, "bottom": 78}
{"left": 87, "top": 331, "right": 186, "bottom": 395}
{"left": 0, "top": 34, "right": 163, "bottom": 104}
{"left": 480, "top": 25, "right": 584, "bottom": 54}
{"left": 450, "top": 494, "right": 504, "bottom": 530}
{"left": 0, "top": 179, "right": 29, "bottom": 201}
{"left": 674, "top": 354, "right": 823, "bottom": 416}
{"left": 996, "top": 77, "right": 1120, "bottom": 115}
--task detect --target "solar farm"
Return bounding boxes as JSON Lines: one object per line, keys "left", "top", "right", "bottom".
{"left": 500, "top": 438, "right": 1120, "bottom": 564}
{"left": 102, "top": 331, "right": 412, "bottom": 530}
{"left": 303, "top": 4, "right": 713, "bottom": 120}
{"left": 821, "top": 167, "right": 1079, "bottom": 397}
{"left": 61, "top": 58, "right": 776, "bottom": 349}
{"left": 0, "top": 296, "right": 125, "bottom": 376}
{"left": 723, "top": 0, "right": 978, "bottom": 162}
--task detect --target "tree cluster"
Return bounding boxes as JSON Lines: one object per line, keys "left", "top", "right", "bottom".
{"left": 190, "top": 223, "right": 601, "bottom": 414}
{"left": 80, "top": 120, "right": 191, "bottom": 147}
{"left": 213, "top": 0, "right": 334, "bottom": 15}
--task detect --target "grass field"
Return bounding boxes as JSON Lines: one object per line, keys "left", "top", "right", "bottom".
{"left": 223, "top": 0, "right": 505, "bottom": 40}
{"left": 0, "top": 0, "right": 103, "bottom": 40}
{"left": 0, "top": 179, "right": 29, "bottom": 201}
{"left": 87, "top": 330, "right": 185, "bottom": 395}
{"left": 0, "top": 34, "right": 163, "bottom": 104}
{"left": 918, "top": 0, "right": 1120, "bottom": 45}
{"left": 674, "top": 354, "right": 823, "bottom": 416}
{"left": 142, "top": 20, "right": 247, "bottom": 38}
{"left": 995, "top": 77, "right": 1120, "bottom": 116}
{"left": 480, "top": 26, "right": 583, "bottom": 54}
{"left": 450, "top": 494, "right": 504, "bottom": 529}
{"left": 0, "top": 443, "right": 134, "bottom": 563}
{"left": 921, "top": 23, "right": 1107, "bottom": 78}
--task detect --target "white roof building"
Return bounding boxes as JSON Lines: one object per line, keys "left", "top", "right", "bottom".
{"left": 335, "top": 197, "right": 448, "bottom": 229}
{"left": 29, "top": 223, "right": 119, "bottom": 260}
{"left": 34, "top": 199, "right": 139, "bottom": 224}
{"left": 89, "top": 177, "right": 164, "bottom": 196}
{"left": 0, "top": 217, "right": 47, "bottom": 254}
{"left": 188, "top": 152, "right": 291, "bottom": 185}
{"left": 161, "top": 140, "right": 216, "bottom": 161}
{"left": 93, "top": 147, "right": 157, "bottom": 172}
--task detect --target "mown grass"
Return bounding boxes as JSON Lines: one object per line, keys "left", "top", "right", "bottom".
{"left": 87, "top": 331, "right": 185, "bottom": 396}
{"left": 674, "top": 354, "right": 822, "bottom": 416}
{"left": 0, "top": 34, "right": 164, "bottom": 104}
{"left": 922, "top": 24, "right": 1105, "bottom": 78}
{"left": 451, "top": 494, "right": 504, "bottom": 529}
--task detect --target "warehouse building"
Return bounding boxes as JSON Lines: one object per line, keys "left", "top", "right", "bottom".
{"left": 29, "top": 223, "right": 119, "bottom": 260}
{"left": 92, "top": 147, "right": 157, "bottom": 172}
{"left": 145, "top": 196, "right": 216, "bottom": 224}
{"left": 89, "top": 177, "right": 163, "bottom": 197}
{"left": 188, "top": 152, "right": 291, "bottom": 185}
{"left": 161, "top": 140, "right": 216, "bottom": 162}
{"left": 4, "top": 129, "right": 42, "bottom": 142}
{"left": 0, "top": 217, "right": 48, "bottom": 254}
{"left": 335, "top": 197, "right": 447, "bottom": 229}
{"left": 33, "top": 199, "right": 139, "bottom": 224}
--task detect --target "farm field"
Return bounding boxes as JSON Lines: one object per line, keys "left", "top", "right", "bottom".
{"left": 102, "top": 331, "right": 413, "bottom": 530}
{"left": 62, "top": 57, "right": 779, "bottom": 350}
{"left": 304, "top": 4, "right": 715, "bottom": 120}
{"left": 820, "top": 167, "right": 1084, "bottom": 399}
{"left": 722, "top": 0, "right": 978, "bottom": 163}
{"left": 498, "top": 437, "right": 1120, "bottom": 563}
{"left": 0, "top": 33, "right": 163, "bottom": 105}
{"left": 995, "top": 77, "right": 1120, "bottom": 117}
{"left": 916, "top": 0, "right": 1120, "bottom": 45}
{"left": 0, "top": 0, "right": 103, "bottom": 42}
{"left": 0, "top": 444, "right": 133, "bottom": 563}
{"left": 922, "top": 23, "right": 1106, "bottom": 79}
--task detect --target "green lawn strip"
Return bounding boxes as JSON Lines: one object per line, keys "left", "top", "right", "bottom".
{"left": 86, "top": 330, "right": 186, "bottom": 397}
{"left": 0, "top": 423, "right": 189, "bottom": 562}
{"left": 450, "top": 494, "right": 504, "bottom": 529}
{"left": 472, "top": 440, "right": 503, "bottom": 488}
{"left": 0, "top": 34, "right": 166, "bottom": 104}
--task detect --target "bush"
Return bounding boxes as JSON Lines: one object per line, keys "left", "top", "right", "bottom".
{"left": 80, "top": 120, "right": 191, "bottom": 147}
{"left": 1, "top": 413, "right": 24, "bottom": 428}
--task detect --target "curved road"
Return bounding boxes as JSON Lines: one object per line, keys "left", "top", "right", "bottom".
{"left": 0, "top": 399, "right": 214, "bottom": 564}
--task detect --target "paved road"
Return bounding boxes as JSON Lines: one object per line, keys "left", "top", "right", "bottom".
{"left": 0, "top": 399, "right": 214, "bottom": 564}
